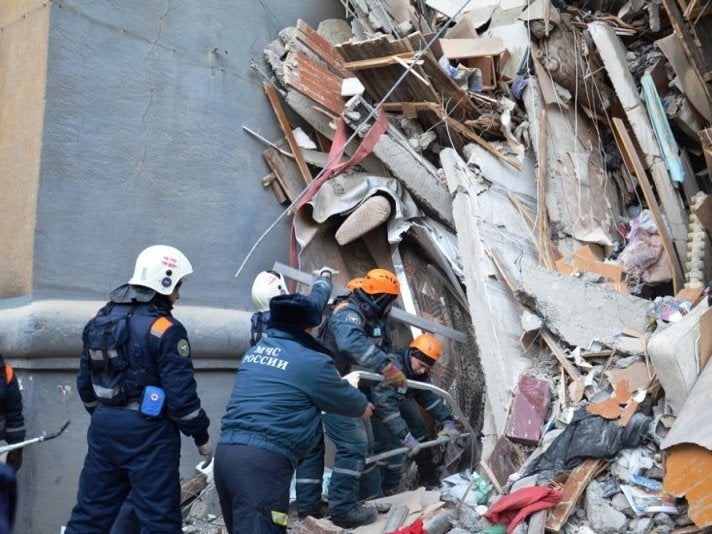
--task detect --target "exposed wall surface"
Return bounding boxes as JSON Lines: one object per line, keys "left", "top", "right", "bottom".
{"left": 0, "top": 0, "right": 343, "bottom": 530}
{"left": 0, "top": 1, "right": 49, "bottom": 297}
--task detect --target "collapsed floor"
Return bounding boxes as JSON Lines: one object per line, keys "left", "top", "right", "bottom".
{"left": 188, "top": 0, "right": 712, "bottom": 532}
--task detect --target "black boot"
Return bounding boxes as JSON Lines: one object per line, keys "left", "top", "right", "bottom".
{"left": 329, "top": 504, "right": 378, "bottom": 528}
{"left": 414, "top": 448, "right": 440, "bottom": 489}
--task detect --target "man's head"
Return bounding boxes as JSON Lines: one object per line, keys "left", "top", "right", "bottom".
{"left": 355, "top": 268, "right": 400, "bottom": 316}
{"left": 268, "top": 294, "right": 323, "bottom": 330}
{"left": 128, "top": 245, "right": 192, "bottom": 302}
{"left": 251, "top": 270, "right": 288, "bottom": 311}
{"left": 408, "top": 334, "right": 442, "bottom": 376}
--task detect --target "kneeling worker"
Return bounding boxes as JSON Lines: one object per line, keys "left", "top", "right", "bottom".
{"left": 369, "top": 334, "right": 460, "bottom": 492}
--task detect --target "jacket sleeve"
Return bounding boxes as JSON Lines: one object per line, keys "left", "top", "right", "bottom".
{"left": 77, "top": 323, "right": 98, "bottom": 414}
{"left": 370, "top": 383, "right": 409, "bottom": 440}
{"left": 309, "top": 277, "right": 333, "bottom": 314}
{"left": 3, "top": 367, "right": 25, "bottom": 444}
{"left": 151, "top": 320, "right": 210, "bottom": 446}
{"left": 309, "top": 358, "right": 368, "bottom": 417}
{"left": 412, "top": 388, "right": 452, "bottom": 423}
{"left": 329, "top": 306, "right": 390, "bottom": 372}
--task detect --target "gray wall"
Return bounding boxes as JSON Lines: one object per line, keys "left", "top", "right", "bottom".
{"left": 9, "top": 0, "right": 343, "bottom": 531}
{"left": 36, "top": 0, "right": 340, "bottom": 304}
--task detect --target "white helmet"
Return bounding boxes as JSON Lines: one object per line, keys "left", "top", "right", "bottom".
{"left": 128, "top": 245, "right": 193, "bottom": 295}
{"left": 251, "top": 270, "right": 287, "bottom": 311}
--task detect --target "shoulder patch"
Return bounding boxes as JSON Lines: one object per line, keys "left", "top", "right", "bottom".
{"left": 177, "top": 339, "right": 191, "bottom": 357}
{"left": 4, "top": 365, "right": 13, "bottom": 385}
{"left": 334, "top": 302, "right": 349, "bottom": 312}
{"left": 344, "top": 311, "right": 363, "bottom": 325}
{"left": 150, "top": 316, "right": 174, "bottom": 338}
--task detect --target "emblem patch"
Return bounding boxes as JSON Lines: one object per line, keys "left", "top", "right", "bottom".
{"left": 345, "top": 312, "right": 362, "bottom": 325}
{"left": 177, "top": 339, "right": 191, "bottom": 357}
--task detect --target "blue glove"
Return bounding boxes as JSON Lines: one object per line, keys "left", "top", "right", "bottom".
{"left": 437, "top": 420, "right": 459, "bottom": 438}
{"left": 402, "top": 432, "right": 422, "bottom": 454}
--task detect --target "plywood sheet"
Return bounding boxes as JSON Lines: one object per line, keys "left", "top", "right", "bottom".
{"left": 664, "top": 444, "right": 712, "bottom": 527}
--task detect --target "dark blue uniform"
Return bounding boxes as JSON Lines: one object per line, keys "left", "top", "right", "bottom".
{"left": 66, "top": 286, "right": 210, "bottom": 534}
{"left": 216, "top": 279, "right": 368, "bottom": 533}
{"left": 369, "top": 348, "right": 453, "bottom": 490}
{"left": 318, "top": 293, "right": 392, "bottom": 514}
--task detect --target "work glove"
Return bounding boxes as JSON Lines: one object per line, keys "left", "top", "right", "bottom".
{"left": 198, "top": 441, "right": 213, "bottom": 467}
{"left": 437, "top": 420, "right": 459, "bottom": 439}
{"left": 402, "top": 433, "right": 422, "bottom": 455}
{"left": 5, "top": 448, "right": 22, "bottom": 473}
{"left": 381, "top": 363, "right": 406, "bottom": 388}
{"left": 312, "top": 266, "right": 340, "bottom": 279}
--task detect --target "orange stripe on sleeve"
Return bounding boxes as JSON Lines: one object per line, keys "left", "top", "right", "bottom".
{"left": 150, "top": 316, "right": 174, "bottom": 338}
{"left": 5, "top": 365, "right": 14, "bottom": 384}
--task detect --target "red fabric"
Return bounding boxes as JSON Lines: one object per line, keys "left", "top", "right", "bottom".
{"left": 289, "top": 107, "right": 389, "bottom": 268}
{"left": 483, "top": 486, "right": 562, "bottom": 534}
{"left": 391, "top": 518, "right": 423, "bottom": 534}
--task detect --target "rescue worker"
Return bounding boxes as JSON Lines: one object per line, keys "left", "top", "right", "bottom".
{"left": 318, "top": 268, "right": 407, "bottom": 528}
{"left": 215, "top": 270, "right": 372, "bottom": 533}
{"left": 249, "top": 269, "right": 325, "bottom": 519}
{"left": 0, "top": 354, "right": 25, "bottom": 473}
{"left": 66, "top": 245, "right": 212, "bottom": 534}
{"left": 369, "top": 334, "right": 460, "bottom": 493}
{"left": 250, "top": 270, "right": 288, "bottom": 346}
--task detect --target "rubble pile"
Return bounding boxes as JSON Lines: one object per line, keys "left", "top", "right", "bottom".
{"left": 197, "top": 0, "right": 712, "bottom": 532}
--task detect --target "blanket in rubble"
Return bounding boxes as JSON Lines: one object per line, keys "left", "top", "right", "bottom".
{"left": 523, "top": 407, "right": 651, "bottom": 477}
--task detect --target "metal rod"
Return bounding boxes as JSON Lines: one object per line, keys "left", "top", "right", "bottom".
{"left": 366, "top": 432, "right": 471, "bottom": 464}
{"left": 0, "top": 420, "right": 71, "bottom": 454}
{"left": 272, "top": 262, "right": 468, "bottom": 342}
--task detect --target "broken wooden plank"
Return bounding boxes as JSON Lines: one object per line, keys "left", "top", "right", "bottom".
{"left": 611, "top": 116, "right": 684, "bottom": 294}
{"left": 263, "top": 82, "right": 313, "bottom": 186}
{"left": 295, "top": 19, "right": 352, "bottom": 78}
{"left": 260, "top": 172, "right": 287, "bottom": 204}
{"left": 541, "top": 330, "right": 581, "bottom": 381}
{"left": 343, "top": 51, "right": 419, "bottom": 70}
{"left": 262, "top": 147, "right": 304, "bottom": 203}
{"left": 546, "top": 459, "right": 603, "bottom": 532}
{"left": 284, "top": 52, "right": 346, "bottom": 115}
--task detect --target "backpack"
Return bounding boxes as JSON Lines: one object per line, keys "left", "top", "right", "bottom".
{"left": 84, "top": 304, "right": 134, "bottom": 406}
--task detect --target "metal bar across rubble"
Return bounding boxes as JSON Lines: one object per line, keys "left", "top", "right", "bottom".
{"left": 272, "top": 261, "right": 468, "bottom": 342}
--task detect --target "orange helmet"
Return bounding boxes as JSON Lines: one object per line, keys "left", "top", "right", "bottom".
{"left": 361, "top": 268, "right": 400, "bottom": 296}
{"left": 347, "top": 277, "right": 366, "bottom": 292}
{"left": 409, "top": 334, "right": 442, "bottom": 365}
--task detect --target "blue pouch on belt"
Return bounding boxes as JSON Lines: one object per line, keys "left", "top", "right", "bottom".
{"left": 140, "top": 385, "right": 166, "bottom": 418}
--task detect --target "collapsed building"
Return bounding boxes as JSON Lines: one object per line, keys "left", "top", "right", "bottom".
{"left": 1, "top": 0, "right": 711, "bottom": 531}
{"left": 183, "top": 0, "right": 712, "bottom": 532}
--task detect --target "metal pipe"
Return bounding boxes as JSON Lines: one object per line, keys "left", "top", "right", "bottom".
{"left": 0, "top": 298, "right": 252, "bottom": 365}
{"left": 366, "top": 432, "right": 471, "bottom": 464}
{"left": 346, "top": 371, "right": 480, "bottom": 463}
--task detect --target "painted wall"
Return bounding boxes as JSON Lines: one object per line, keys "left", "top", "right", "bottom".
{"left": 0, "top": 0, "right": 48, "bottom": 297}
{"left": 0, "top": 0, "right": 343, "bottom": 530}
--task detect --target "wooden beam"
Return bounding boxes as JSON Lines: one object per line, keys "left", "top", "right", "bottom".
{"left": 546, "top": 459, "right": 602, "bottom": 532}
{"left": 343, "top": 52, "right": 419, "bottom": 70}
{"left": 611, "top": 117, "right": 684, "bottom": 293}
{"left": 263, "top": 82, "right": 313, "bottom": 185}
{"left": 541, "top": 330, "right": 582, "bottom": 381}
